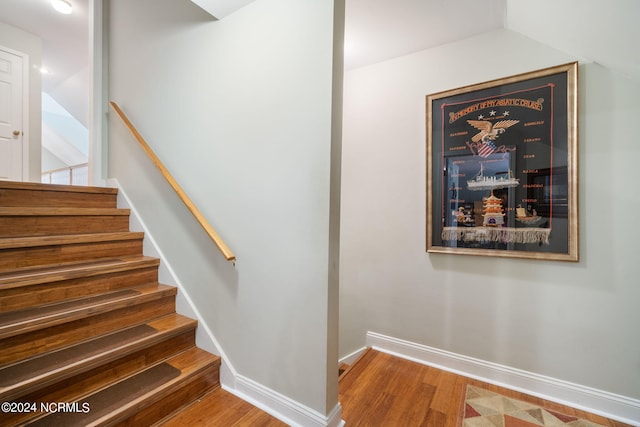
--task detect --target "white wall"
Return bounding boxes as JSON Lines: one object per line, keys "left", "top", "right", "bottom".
{"left": 0, "top": 22, "right": 42, "bottom": 182}
{"left": 107, "top": 0, "right": 343, "bottom": 420}
{"left": 506, "top": 0, "right": 640, "bottom": 84}
{"left": 340, "top": 27, "right": 640, "bottom": 406}
{"left": 41, "top": 146, "right": 68, "bottom": 171}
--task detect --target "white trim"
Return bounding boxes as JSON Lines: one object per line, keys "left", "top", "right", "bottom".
{"left": 366, "top": 331, "right": 640, "bottom": 426}
{"left": 88, "top": 0, "right": 106, "bottom": 186}
{"left": 109, "top": 179, "right": 343, "bottom": 426}
{"left": 223, "top": 375, "right": 344, "bottom": 427}
{"left": 108, "top": 179, "right": 233, "bottom": 365}
{"left": 339, "top": 346, "right": 367, "bottom": 366}
{"left": 21, "top": 50, "right": 29, "bottom": 182}
{"left": 0, "top": 45, "right": 30, "bottom": 181}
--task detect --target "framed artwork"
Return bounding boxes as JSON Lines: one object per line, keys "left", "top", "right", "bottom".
{"left": 426, "top": 62, "right": 578, "bottom": 261}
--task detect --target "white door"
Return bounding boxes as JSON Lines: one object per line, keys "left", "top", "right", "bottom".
{"left": 0, "top": 47, "right": 25, "bottom": 181}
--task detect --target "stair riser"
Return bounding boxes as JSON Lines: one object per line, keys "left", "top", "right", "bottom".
{"left": 0, "top": 186, "right": 117, "bottom": 209}
{"left": 0, "top": 296, "right": 176, "bottom": 367}
{"left": 0, "top": 215, "right": 130, "bottom": 238}
{"left": 116, "top": 363, "right": 220, "bottom": 427}
{"left": 0, "top": 286, "right": 177, "bottom": 340}
{"left": 0, "top": 240, "right": 143, "bottom": 271}
{"left": 0, "top": 182, "right": 222, "bottom": 426}
{"left": 1, "top": 318, "right": 197, "bottom": 402}
{"left": 0, "top": 267, "right": 159, "bottom": 312}
{"left": 1, "top": 331, "right": 196, "bottom": 426}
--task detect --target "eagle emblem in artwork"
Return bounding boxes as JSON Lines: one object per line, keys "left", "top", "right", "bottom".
{"left": 467, "top": 120, "right": 520, "bottom": 142}
{"left": 467, "top": 120, "right": 519, "bottom": 143}
{"left": 467, "top": 119, "right": 519, "bottom": 157}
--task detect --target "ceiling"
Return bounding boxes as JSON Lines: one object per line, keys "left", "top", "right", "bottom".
{"left": 0, "top": 0, "right": 505, "bottom": 95}
{"left": 0, "top": 0, "right": 637, "bottom": 110}
{"left": 0, "top": 0, "right": 89, "bottom": 94}
{"left": 344, "top": 0, "right": 505, "bottom": 70}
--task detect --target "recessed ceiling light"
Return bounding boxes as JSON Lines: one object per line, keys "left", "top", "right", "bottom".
{"left": 40, "top": 67, "right": 50, "bottom": 75}
{"left": 51, "top": 0, "right": 73, "bottom": 15}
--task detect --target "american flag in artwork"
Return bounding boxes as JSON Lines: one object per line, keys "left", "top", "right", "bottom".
{"left": 477, "top": 140, "right": 497, "bottom": 158}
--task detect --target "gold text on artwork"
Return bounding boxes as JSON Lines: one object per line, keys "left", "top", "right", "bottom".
{"left": 448, "top": 98, "right": 544, "bottom": 123}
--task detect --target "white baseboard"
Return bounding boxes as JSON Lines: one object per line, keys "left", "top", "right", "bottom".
{"left": 109, "top": 179, "right": 225, "bottom": 360}
{"left": 223, "top": 376, "right": 344, "bottom": 427}
{"left": 366, "top": 331, "right": 640, "bottom": 426}
{"left": 339, "top": 346, "right": 367, "bottom": 366}
{"left": 111, "top": 179, "right": 342, "bottom": 427}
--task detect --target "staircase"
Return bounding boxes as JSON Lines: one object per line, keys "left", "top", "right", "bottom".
{"left": 0, "top": 181, "right": 221, "bottom": 426}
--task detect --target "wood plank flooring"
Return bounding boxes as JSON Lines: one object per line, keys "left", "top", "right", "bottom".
{"left": 162, "top": 348, "right": 636, "bottom": 426}
{"left": 339, "top": 349, "right": 633, "bottom": 427}
{"left": 159, "top": 388, "right": 287, "bottom": 426}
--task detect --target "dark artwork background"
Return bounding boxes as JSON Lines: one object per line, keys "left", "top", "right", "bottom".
{"left": 429, "top": 71, "right": 570, "bottom": 255}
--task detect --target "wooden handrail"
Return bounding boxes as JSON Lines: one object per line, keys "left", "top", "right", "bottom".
{"left": 109, "top": 101, "right": 236, "bottom": 264}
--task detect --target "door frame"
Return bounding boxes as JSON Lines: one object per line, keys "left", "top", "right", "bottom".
{"left": 0, "top": 45, "right": 30, "bottom": 181}
{"left": 89, "top": 0, "right": 107, "bottom": 186}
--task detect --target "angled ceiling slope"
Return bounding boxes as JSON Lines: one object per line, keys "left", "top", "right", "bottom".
{"left": 190, "top": 0, "right": 256, "bottom": 19}
{"left": 344, "top": 0, "right": 506, "bottom": 70}
{"left": 505, "top": 0, "right": 640, "bottom": 83}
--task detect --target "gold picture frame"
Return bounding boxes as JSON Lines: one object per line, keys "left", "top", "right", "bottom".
{"left": 426, "top": 62, "right": 578, "bottom": 261}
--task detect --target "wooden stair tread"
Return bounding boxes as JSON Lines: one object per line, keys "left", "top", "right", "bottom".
{"left": 1, "top": 330, "right": 198, "bottom": 426}
{"left": 0, "top": 232, "right": 144, "bottom": 250}
{"left": 0, "top": 256, "right": 159, "bottom": 289}
{"left": 1, "top": 182, "right": 225, "bottom": 425}
{"left": 0, "top": 284, "right": 177, "bottom": 340}
{"left": 28, "top": 347, "right": 220, "bottom": 427}
{"left": 0, "top": 314, "right": 197, "bottom": 401}
{"left": 0, "top": 180, "right": 118, "bottom": 195}
{"left": 0, "top": 181, "right": 118, "bottom": 209}
{"left": 0, "top": 207, "right": 130, "bottom": 216}
{"left": 0, "top": 294, "right": 177, "bottom": 367}
{"left": 29, "top": 362, "right": 181, "bottom": 426}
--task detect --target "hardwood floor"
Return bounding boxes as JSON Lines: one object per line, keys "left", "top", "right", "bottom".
{"left": 159, "top": 387, "right": 287, "bottom": 426}
{"left": 3, "top": 180, "right": 631, "bottom": 426}
{"left": 339, "top": 349, "right": 633, "bottom": 427}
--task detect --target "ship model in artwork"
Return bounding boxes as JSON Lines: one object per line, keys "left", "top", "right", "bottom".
{"left": 466, "top": 163, "right": 519, "bottom": 191}
{"left": 442, "top": 161, "right": 551, "bottom": 245}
